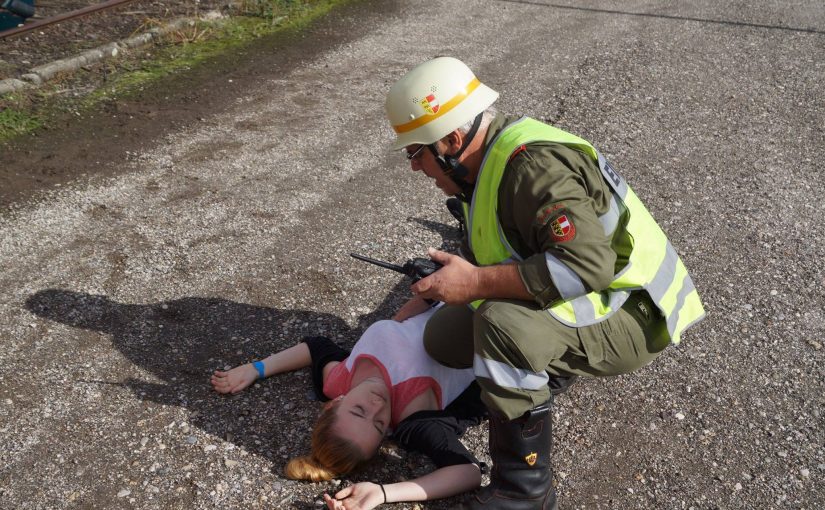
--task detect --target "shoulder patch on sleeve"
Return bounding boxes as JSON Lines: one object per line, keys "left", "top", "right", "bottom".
{"left": 537, "top": 205, "right": 576, "bottom": 242}
{"left": 507, "top": 144, "right": 528, "bottom": 164}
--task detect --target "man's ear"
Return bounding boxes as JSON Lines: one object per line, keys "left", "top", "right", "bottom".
{"left": 444, "top": 130, "right": 464, "bottom": 153}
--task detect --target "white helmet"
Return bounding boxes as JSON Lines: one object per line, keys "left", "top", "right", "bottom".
{"left": 385, "top": 57, "right": 499, "bottom": 150}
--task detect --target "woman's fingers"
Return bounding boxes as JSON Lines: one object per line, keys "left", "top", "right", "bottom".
{"left": 334, "top": 485, "right": 354, "bottom": 500}
{"left": 323, "top": 493, "right": 337, "bottom": 509}
{"left": 211, "top": 365, "right": 257, "bottom": 394}
{"left": 324, "top": 493, "right": 347, "bottom": 510}
{"left": 210, "top": 373, "right": 230, "bottom": 393}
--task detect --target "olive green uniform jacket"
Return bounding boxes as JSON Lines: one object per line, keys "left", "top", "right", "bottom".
{"left": 424, "top": 114, "right": 670, "bottom": 419}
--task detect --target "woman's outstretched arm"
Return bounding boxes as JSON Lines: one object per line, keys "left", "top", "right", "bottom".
{"left": 211, "top": 342, "right": 312, "bottom": 394}
{"left": 323, "top": 463, "right": 481, "bottom": 509}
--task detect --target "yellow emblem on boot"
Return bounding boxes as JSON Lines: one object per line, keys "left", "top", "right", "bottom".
{"left": 524, "top": 452, "right": 537, "bottom": 466}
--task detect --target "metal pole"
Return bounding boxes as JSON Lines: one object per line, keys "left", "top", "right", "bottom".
{"left": 1, "top": 0, "right": 139, "bottom": 39}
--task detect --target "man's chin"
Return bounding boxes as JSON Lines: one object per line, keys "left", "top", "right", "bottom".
{"left": 435, "top": 183, "right": 458, "bottom": 195}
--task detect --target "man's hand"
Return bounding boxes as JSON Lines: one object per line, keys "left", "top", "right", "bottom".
{"left": 323, "top": 482, "right": 385, "bottom": 509}
{"left": 411, "top": 248, "right": 480, "bottom": 305}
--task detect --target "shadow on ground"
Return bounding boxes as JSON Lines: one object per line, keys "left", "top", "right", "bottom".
{"left": 25, "top": 290, "right": 384, "bottom": 465}
{"left": 24, "top": 217, "right": 462, "bottom": 474}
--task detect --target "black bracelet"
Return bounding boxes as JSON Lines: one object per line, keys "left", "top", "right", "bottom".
{"left": 379, "top": 484, "right": 387, "bottom": 503}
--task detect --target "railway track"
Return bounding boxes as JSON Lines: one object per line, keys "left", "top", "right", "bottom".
{"left": 1, "top": 0, "right": 139, "bottom": 39}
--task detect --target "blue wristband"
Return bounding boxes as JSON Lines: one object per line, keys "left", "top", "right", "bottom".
{"left": 252, "top": 361, "right": 266, "bottom": 380}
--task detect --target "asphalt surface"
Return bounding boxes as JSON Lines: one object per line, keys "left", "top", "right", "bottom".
{"left": 1, "top": 0, "right": 824, "bottom": 509}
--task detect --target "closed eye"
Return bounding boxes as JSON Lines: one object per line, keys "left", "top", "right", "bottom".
{"left": 349, "top": 405, "right": 384, "bottom": 436}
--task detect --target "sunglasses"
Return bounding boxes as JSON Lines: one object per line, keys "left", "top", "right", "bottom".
{"left": 404, "top": 144, "right": 427, "bottom": 161}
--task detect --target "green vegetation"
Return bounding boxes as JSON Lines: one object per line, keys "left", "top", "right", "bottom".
{"left": 0, "top": 105, "right": 42, "bottom": 137}
{"left": 0, "top": 0, "right": 354, "bottom": 144}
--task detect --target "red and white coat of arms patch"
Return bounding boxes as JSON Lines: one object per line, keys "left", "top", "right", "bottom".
{"left": 420, "top": 93, "right": 440, "bottom": 115}
{"left": 549, "top": 213, "right": 575, "bottom": 242}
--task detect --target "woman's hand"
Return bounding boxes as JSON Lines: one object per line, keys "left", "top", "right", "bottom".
{"left": 323, "top": 482, "right": 385, "bottom": 509}
{"left": 392, "top": 295, "right": 432, "bottom": 322}
{"left": 210, "top": 363, "right": 258, "bottom": 394}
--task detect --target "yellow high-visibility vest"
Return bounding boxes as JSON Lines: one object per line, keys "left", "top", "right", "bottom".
{"left": 467, "top": 118, "right": 704, "bottom": 344}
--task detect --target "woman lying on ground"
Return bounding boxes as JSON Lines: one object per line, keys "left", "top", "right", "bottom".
{"left": 210, "top": 303, "right": 486, "bottom": 510}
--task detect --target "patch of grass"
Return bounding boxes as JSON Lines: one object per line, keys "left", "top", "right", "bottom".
{"left": 0, "top": 106, "right": 42, "bottom": 138}
{"left": 0, "top": 0, "right": 356, "bottom": 144}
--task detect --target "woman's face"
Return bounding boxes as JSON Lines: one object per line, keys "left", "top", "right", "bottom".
{"left": 333, "top": 376, "right": 392, "bottom": 457}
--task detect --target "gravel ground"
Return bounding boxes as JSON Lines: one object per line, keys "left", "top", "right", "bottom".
{"left": 1, "top": 0, "right": 824, "bottom": 509}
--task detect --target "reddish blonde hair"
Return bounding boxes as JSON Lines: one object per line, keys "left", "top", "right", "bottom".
{"left": 284, "top": 399, "right": 368, "bottom": 481}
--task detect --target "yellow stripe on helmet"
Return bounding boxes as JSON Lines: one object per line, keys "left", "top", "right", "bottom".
{"left": 392, "top": 78, "right": 481, "bottom": 134}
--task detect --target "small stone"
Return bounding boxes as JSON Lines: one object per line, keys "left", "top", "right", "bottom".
{"left": 140, "top": 437, "right": 149, "bottom": 447}
{"left": 117, "top": 489, "right": 131, "bottom": 498}
{"left": 186, "top": 436, "right": 197, "bottom": 444}
{"left": 225, "top": 459, "right": 239, "bottom": 468}
{"left": 734, "top": 483, "right": 742, "bottom": 491}
{"left": 4, "top": 399, "right": 12, "bottom": 405}
{"left": 800, "top": 468, "right": 810, "bottom": 478}
{"left": 204, "top": 445, "right": 217, "bottom": 452}
{"left": 675, "top": 412, "right": 686, "bottom": 420}
{"left": 769, "top": 289, "right": 778, "bottom": 296}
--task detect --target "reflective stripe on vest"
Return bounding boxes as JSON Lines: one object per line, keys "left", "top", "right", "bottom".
{"left": 466, "top": 117, "right": 705, "bottom": 344}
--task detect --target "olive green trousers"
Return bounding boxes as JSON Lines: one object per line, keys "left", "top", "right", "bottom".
{"left": 424, "top": 291, "right": 670, "bottom": 419}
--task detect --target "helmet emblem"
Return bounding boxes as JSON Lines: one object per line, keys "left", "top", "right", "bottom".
{"left": 524, "top": 452, "right": 538, "bottom": 466}
{"left": 420, "top": 93, "right": 440, "bottom": 115}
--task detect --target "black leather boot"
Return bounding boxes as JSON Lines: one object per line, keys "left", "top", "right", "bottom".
{"left": 456, "top": 399, "right": 557, "bottom": 509}
{"left": 548, "top": 374, "right": 578, "bottom": 395}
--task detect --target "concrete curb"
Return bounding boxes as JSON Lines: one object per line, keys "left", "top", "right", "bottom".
{"left": 0, "top": 12, "right": 222, "bottom": 98}
{"left": 0, "top": 78, "right": 29, "bottom": 95}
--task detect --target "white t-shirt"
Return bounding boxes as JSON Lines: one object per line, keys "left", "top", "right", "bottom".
{"left": 323, "top": 306, "right": 475, "bottom": 427}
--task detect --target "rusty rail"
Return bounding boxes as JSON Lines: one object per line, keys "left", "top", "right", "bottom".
{"left": 0, "top": 0, "right": 139, "bottom": 39}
